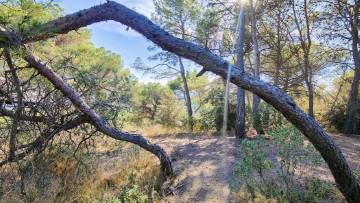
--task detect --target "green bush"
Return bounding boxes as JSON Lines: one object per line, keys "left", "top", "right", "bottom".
{"left": 233, "top": 125, "right": 344, "bottom": 202}
{"left": 114, "top": 173, "right": 148, "bottom": 203}
{"left": 325, "top": 95, "right": 360, "bottom": 133}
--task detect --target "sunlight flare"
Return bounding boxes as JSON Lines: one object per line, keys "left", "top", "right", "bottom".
{"left": 238, "top": 0, "right": 247, "bottom": 5}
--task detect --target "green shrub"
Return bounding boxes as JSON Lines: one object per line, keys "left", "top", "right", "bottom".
{"left": 326, "top": 98, "right": 360, "bottom": 133}
{"left": 233, "top": 125, "right": 344, "bottom": 202}
{"left": 113, "top": 173, "right": 148, "bottom": 203}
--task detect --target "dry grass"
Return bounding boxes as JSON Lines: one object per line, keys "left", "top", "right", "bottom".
{"left": 54, "top": 148, "right": 165, "bottom": 202}
{"left": 124, "top": 124, "right": 186, "bottom": 137}
{"left": 0, "top": 135, "right": 167, "bottom": 203}
{"left": 232, "top": 185, "right": 277, "bottom": 203}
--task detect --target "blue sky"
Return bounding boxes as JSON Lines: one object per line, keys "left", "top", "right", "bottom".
{"left": 57, "top": 0, "right": 161, "bottom": 83}
{"left": 57, "top": 0, "right": 337, "bottom": 90}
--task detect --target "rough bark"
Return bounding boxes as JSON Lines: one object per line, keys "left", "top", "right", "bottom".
{"left": 249, "top": 0, "right": 263, "bottom": 134}
{"left": 345, "top": 3, "right": 360, "bottom": 134}
{"left": 235, "top": 4, "right": 246, "bottom": 139}
{"left": 1, "top": 1, "right": 359, "bottom": 201}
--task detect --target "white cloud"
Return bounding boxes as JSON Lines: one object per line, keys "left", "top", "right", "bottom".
{"left": 90, "top": 0, "right": 155, "bottom": 38}
{"left": 90, "top": 22, "right": 142, "bottom": 38}
{"left": 115, "top": 0, "right": 154, "bottom": 18}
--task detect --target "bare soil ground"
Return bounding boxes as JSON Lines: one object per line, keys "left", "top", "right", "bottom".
{"left": 153, "top": 133, "right": 360, "bottom": 203}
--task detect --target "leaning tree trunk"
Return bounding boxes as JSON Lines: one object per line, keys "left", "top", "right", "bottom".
{"left": 0, "top": 26, "right": 174, "bottom": 175}
{"left": 235, "top": 2, "right": 246, "bottom": 139}
{"left": 23, "top": 46, "right": 173, "bottom": 175}
{"left": 1, "top": 2, "right": 359, "bottom": 201}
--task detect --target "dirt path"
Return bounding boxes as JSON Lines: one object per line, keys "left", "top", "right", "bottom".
{"left": 155, "top": 134, "right": 240, "bottom": 203}
{"left": 153, "top": 133, "right": 360, "bottom": 203}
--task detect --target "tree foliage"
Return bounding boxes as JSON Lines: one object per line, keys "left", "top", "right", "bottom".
{"left": 131, "top": 83, "right": 183, "bottom": 127}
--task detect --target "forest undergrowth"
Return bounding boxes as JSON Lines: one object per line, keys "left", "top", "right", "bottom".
{"left": 1, "top": 125, "right": 359, "bottom": 202}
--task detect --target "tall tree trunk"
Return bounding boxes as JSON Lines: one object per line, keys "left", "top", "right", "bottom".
{"left": 303, "top": 53, "right": 314, "bottom": 118}
{"left": 345, "top": 66, "right": 360, "bottom": 134}
{"left": 178, "top": 15, "right": 194, "bottom": 132}
{"left": 273, "top": 6, "right": 283, "bottom": 126}
{"left": 307, "top": 76, "right": 314, "bottom": 117}
{"left": 304, "top": 0, "right": 314, "bottom": 118}
{"left": 345, "top": 37, "right": 360, "bottom": 134}
{"left": 250, "top": 0, "right": 263, "bottom": 134}
{"left": 179, "top": 57, "right": 193, "bottom": 132}
{"left": 235, "top": 3, "right": 246, "bottom": 139}
{"left": 292, "top": 0, "right": 314, "bottom": 118}
{"left": 274, "top": 5, "right": 282, "bottom": 88}
{"left": 345, "top": 4, "right": 360, "bottom": 134}
{"left": 236, "top": 88, "right": 246, "bottom": 138}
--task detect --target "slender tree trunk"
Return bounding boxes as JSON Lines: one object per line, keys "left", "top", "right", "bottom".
{"left": 307, "top": 76, "right": 314, "bottom": 117}
{"left": 273, "top": 7, "right": 283, "bottom": 126}
{"left": 304, "top": 0, "right": 314, "bottom": 118}
{"left": 292, "top": 0, "right": 314, "bottom": 118}
{"left": 236, "top": 88, "right": 246, "bottom": 138}
{"left": 345, "top": 4, "right": 360, "bottom": 134}
{"left": 235, "top": 3, "right": 246, "bottom": 139}
{"left": 303, "top": 53, "right": 314, "bottom": 118}
{"left": 179, "top": 57, "right": 193, "bottom": 132}
{"left": 274, "top": 6, "right": 282, "bottom": 88}
{"left": 249, "top": 0, "right": 263, "bottom": 134}
{"left": 178, "top": 16, "right": 194, "bottom": 132}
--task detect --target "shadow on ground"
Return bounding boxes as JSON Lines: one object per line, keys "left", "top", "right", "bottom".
{"left": 154, "top": 133, "right": 360, "bottom": 202}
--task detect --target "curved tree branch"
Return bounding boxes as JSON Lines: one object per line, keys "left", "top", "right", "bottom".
{"left": 0, "top": 107, "right": 45, "bottom": 122}
{"left": 0, "top": 1, "right": 359, "bottom": 201}
{"left": 21, "top": 45, "right": 173, "bottom": 176}
{"left": 1, "top": 26, "right": 173, "bottom": 176}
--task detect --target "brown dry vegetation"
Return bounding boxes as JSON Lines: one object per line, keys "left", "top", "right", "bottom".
{"left": 0, "top": 129, "right": 359, "bottom": 203}
{"left": 0, "top": 135, "right": 166, "bottom": 203}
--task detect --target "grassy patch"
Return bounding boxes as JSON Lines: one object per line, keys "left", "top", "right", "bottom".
{"left": 0, "top": 136, "right": 167, "bottom": 202}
